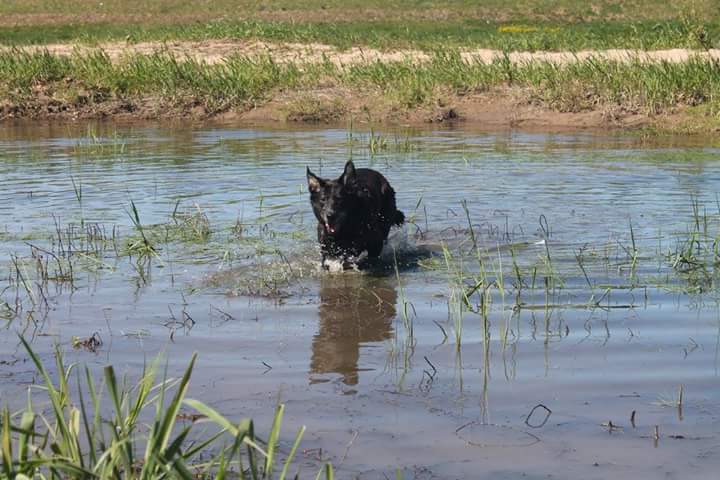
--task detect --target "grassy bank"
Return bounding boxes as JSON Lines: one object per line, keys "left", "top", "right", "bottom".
{"left": 1, "top": 1, "right": 720, "bottom": 130}
{"left": 0, "top": 0, "right": 718, "bottom": 51}
{"left": 1, "top": 49, "right": 720, "bottom": 131}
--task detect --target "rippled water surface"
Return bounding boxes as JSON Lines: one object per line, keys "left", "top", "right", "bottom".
{"left": 2, "top": 122, "right": 720, "bottom": 479}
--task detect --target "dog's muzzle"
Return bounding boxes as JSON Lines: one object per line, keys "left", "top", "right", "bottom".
{"left": 324, "top": 222, "right": 336, "bottom": 234}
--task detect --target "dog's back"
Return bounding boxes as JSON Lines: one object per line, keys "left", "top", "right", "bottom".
{"left": 354, "top": 168, "right": 404, "bottom": 226}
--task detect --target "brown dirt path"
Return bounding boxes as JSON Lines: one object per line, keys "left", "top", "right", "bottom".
{"left": 3, "top": 40, "right": 720, "bottom": 66}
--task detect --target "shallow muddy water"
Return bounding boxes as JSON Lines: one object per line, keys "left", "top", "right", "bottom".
{"left": 2, "top": 122, "right": 720, "bottom": 479}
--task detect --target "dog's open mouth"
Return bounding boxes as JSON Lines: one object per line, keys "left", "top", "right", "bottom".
{"left": 324, "top": 222, "right": 336, "bottom": 234}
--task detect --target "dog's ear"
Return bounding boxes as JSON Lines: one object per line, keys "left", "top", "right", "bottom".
{"left": 341, "top": 160, "right": 356, "bottom": 185}
{"left": 307, "top": 167, "right": 323, "bottom": 193}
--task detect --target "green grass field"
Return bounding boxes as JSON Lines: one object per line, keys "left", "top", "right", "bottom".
{"left": 3, "top": 0, "right": 715, "bottom": 21}
{"left": 0, "top": 0, "right": 718, "bottom": 51}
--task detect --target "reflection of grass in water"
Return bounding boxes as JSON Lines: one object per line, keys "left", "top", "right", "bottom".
{"left": 655, "top": 385, "right": 685, "bottom": 417}
{"left": 72, "top": 125, "right": 128, "bottom": 157}
{"left": 1, "top": 337, "right": 333, "bottom": 479}
{"left": 390, "top": 251, "right": 416, "bottom": 390}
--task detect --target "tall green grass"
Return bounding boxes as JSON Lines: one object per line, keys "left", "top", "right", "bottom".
{"left": 346, "top": 51, "right": 720, "bottom": 114}
{"left": 0, "top": 49, "right": 304, "bottom": 113}
{"left": 0, "top": 337, "right": 332, "bottom": 479}
{"left": 2, "top": 49, "right": 720, "bottom": 117}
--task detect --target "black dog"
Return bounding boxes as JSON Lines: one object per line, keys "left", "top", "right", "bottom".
{"left": 307, "top": 160, "right": 404, "bottom": 268}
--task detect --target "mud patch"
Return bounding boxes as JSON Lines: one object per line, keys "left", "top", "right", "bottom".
{"left": 0, "top": 84, "right": 675, "bottom": 131}
{"left": 236, "top": 87, "right": 664, "bottom": 131}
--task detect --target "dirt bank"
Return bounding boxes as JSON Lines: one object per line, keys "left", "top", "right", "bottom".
{"left": 0, "top": 85, "right": 677, "bottom": 132}
{"left": 232, "top": 86, "right": 657, "bottom": 131}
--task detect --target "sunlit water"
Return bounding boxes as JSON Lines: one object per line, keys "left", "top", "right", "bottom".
{"left": 2, "top": 122, "right": 720, "bottom": 479}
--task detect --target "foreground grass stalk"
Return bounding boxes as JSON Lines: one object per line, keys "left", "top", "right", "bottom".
{"left": 1, "top": 337, "right": 333, "bottom": 479}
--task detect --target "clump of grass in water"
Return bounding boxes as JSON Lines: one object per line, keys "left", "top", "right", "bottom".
{"left": 1, "top": 337, "right": 334, "bottom": 479}
{"left": 125, "top": 200, "right": 159, "bottom": 259}
{"left": 387, "top": 252, "right": 417, "bottom": 390}
{"left": 172, "top": 201, "right": 212, "bottom": 242}
{"left": 394, "top": 251, "right": 415, "bottom": 341}
{"left": 392, "top": 133, "right": 418, "bottom": 153}
{"left": 2, "top": 219, "right": 125, "bottom": 323}
{"left": 124, "top": 201, "right": 215, "bottom": 261}
{"left": 667, "top": 196, "right": 720, "bottom": 292}
{"left": 0, "top": 301, "right": 13, "bottom": 323}
{"left": 70, "top": 175, "right": 87, "bottom": 229}
{"left": 367, "top": 128, "right": 388, "bottom": 155}
{"left": 438, "top": 241, "right": 473, "bottom": 351}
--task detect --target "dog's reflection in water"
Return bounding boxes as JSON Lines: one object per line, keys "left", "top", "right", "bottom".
{"left": 310, "top": 274, "right": 396, "bottom": 387}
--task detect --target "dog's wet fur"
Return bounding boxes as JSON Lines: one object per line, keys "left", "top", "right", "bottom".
{"left": 307, "top": 160, "right": 404, "bottom": 269}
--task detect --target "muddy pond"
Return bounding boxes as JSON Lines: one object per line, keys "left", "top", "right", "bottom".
{"left": 2, "top": 122, "right": 720, "bottom": 479}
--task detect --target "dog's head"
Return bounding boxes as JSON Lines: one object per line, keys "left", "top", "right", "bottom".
{"left": 306, "top": 160, "right": 359, "bottom": 236}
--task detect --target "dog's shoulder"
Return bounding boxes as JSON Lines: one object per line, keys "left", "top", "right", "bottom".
{"left": 353, "top": 168, "right": 392, "bottom": 192}
{"left": 354, "top": 167, "right": 383, "bottom": 180}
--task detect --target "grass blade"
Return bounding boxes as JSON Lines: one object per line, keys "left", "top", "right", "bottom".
{"left": 264, "top": 403, "right": 285, "bottom": 478}
{"left": 279, "top": 425, "right": 305, "bottom": 480}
